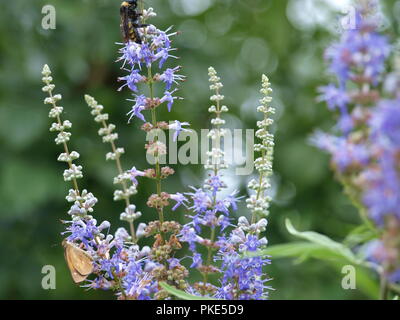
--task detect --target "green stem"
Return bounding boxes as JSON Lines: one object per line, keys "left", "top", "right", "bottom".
{"left": 380, "top": 273, "right": 389, "bottom": 300}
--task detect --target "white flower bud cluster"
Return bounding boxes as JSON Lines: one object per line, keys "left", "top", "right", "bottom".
{"left": 42, "top": 64, "right": 85, "bottom": 186}
{"left": 210, "top": 118, "right": 226, "bottom": 126}
{"left": 229, "top": 227, "right": 268, "bottom": 252}
{"left": 237, "top": 216, "right": 268, "bottom": 235}
{"left": 85, "top": 94, "right": 125, "bottom": 160}
{"left": 205, "top": 148, "right": 227, "bottom": 169}
{"left": 85, "top": 94, "right": 137, "bottom": 214}
{"left": 120, "top": 204, "right": 142, "bottom": 223}
{"left": 42, "top": 65, "right": 101, "bottom": 234}
{"left": 208, "top": 105, "right": 228, "bottom": 113}
{"left": 208, "top": 128, "right": 227, "bottom": 140}
{"left": 247, "top": 178, "right": 271, "bottom": 192}
{"left": 97, "top": 122, "right": 118, "bottom": 144}
{"left": 205, "top": 67, "right": 229, "bottom": 172}
{"left": 55, "top": 131, "right": 72, "bottom": 145}
{"left": 114, "top": 186, "right": 137, "bottom": 201}
{"left": 106, "top": 148, "right": 125, "bottom": 161}
{"left": 50, "top": 120, "right": 72, "bottom": 132}
{"left": 48, "top": 106, "right": 63, "bottom": 118}
{"left": 63, "top": 164, "right": 83, "bottom": 181}
{"left": 247, "top": 75, "right": 275, "bottom": 220}
{"left": 66, "top": 189, "right": 98, "bottom": 218}
{"left": 246, "top": 194, "right": 271, "bottom": 217}
{"left": 58, "top": 151, "right": 80, "bottom": 162}
{"left": 102, "top": 132, "right": 118, "bottom": 143}
{"left": 113, "top": 172, "right": 132, "bottom": 185}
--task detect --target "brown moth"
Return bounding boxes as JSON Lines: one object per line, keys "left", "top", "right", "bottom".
{"left": 62, "top": 240, "right": 94, "bottom": 283}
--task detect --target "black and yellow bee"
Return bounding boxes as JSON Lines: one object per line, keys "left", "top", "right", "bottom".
{"left": 120, "top": 0, "right": 147, "bottom": 44}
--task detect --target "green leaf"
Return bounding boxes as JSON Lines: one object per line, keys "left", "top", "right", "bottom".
{"left": 343, "top": 225, "right": 378, "bottom": 248}
{"left": 254, "top": 242, "right": 322, "bottom": 257}
{"left": 284, "top": 219, "right": 361, "bottom": 264}
{"left": 245, "top": 242, "right": 356, "bottom": 263}
{"left": 159, "top": 282, "right": 215, "bottom": 300}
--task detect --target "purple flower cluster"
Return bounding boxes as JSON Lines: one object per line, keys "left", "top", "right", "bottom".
{"left": 178, "top": 68, "right": 272, "bottom": 300}
{"left": 362, "top": 99, "right": 400, "bottom": 225}
{"left": 116, "top": 10, "right": 192, "bottom": 298}
{"left": 179, "top": 183, "right": 241, "bottom": 295}
{"left": 63, "top": 217, "right": 157, "bottom": 299}
{"left": 315, "top": 1, "right": 400, "bottom": 284}
{"left": 318, "top": 1, "right": 390, "bottom": 134}
{"left": 216, "top": 217, "right": 272, "bottom": 300}
{"left": 117, "top": 25, "right": 183, "bottom": 122}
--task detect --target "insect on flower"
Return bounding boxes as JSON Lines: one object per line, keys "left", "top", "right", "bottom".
{"left": 120, "top": 0, "right": 148, "bottom": 44}
{"left": 62, "top": 240, "right": 94, "bottom": 283}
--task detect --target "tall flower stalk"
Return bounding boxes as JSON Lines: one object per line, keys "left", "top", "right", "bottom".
{"left": 216, "top": 75, "right": 273, "bottom": 300}
{"left": 247, "top": 75, "right": 275, "bottom": 224}
{"left": 179, "top": 70, "right": 274, "bottom": 300}
{"left": 203, "top": 67, "right": 230, "bottom": 285}
{"left": 314, "top": 0, "right": 400, "bottom": 298}
{"left": 116, "top": 6, "right": 189, "bottom": 298}
{"left": 179, "top": 67, "right": 240, "bottom": 296}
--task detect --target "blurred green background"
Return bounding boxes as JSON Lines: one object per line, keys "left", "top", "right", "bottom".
{"left": 1, "top": 0, "right": 399, "bottom": 300}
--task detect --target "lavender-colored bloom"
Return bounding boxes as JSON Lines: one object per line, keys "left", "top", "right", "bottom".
{"left": 217, "top": 214, "right": 231, "bottom": 231}
{"left": 114, "top": 227, "right": 130, "bottom": 245}
{"left": 311, "top": 132, "right": 369, "bottom": 171}
{"left": 63, "top": 218, "right": 109, "bottom": 248}
{"left": 359, "top": 99, "right": 400, "bottom": 224}
{"left": 388, "top": 269, "right": 400, "bottom": 283}
{"left": 118, "top": 70, "right": 145, "bottom": 92}
{"left": 317, "top": 84, "right": 349, "bottom": 111}
{"left": 119, "top": 26, "right": 176, "bottom": 69}
{"left": 127, "top": 95, "right": 147, "bottom": 122}
{"left": 214, "top": 200, "right": 230, "bottom": 215}
{"left": 129, "top": 166, "right": 146, "bottom": 185}
{"left": 337, "top": 112, "right": 354, "bottom": 134}
{"left": 168, "top": 258, "right": 182, "bottom": 269}
{"left": 159, "top": 67, "right": 185, "bottom": 90}
{"left": 362, "top": 152, "right": 400, "bottom": 225}
{"left": 118, "top": 24, "right": 181, "bottom": 118}
{"left": 316, "top": 1, "right": 400, "bottom": 287}
{"left": 160, "top": 89, "right": 178, "bottom": 112}
{"left": 216, "top": 228, "right": 272, "bottom": 300}
{"left": 180, "top": 225, "right": 201, "bottom": 251}
{"left": 63, "top": 215, "right": 156, "bottom": 299}
{"left": 190, "top": 253, "right": 203, "bottom": 268}
{"left": 223, "top": 191, "right": 242, "bottom": 211}
{"left": 325, "top": 12, "right": 390, "bottom": 86}
{"left": 206, "top": 174, "right": 226, "bottom": 196}
{"left": 186, "top": 187, "right": 211, "bottom": 213}
{"left": 369, "top": 99, "right": 400, "bottom": 148}
{"left": 169, "top": 192, "right": 188, "bottom": 211}
{"left": 169, "top": 120, "right": 190, "bottom": 142}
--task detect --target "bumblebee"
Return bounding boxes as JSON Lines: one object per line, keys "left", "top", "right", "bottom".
{"left": 120, "top": 0, "right": 147, "bottom": 44}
